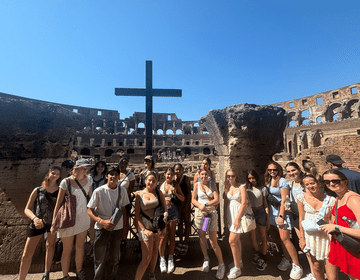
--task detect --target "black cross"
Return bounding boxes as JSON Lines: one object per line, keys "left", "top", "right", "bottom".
{"left": 115, "top": 61, "right": 182, "bottom": 156}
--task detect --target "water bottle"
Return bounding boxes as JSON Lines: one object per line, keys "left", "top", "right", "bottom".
{"left": 284, "top": 195, "right": 291, "bottom": 210}
{"left": 342, "top": 216, "right": 360, "bottom": 229}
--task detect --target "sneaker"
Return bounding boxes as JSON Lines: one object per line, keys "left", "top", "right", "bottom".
{"left": 160, "top": 257, "right": 167, "bottom": 273}
{"left": 62, "top": 276, "right": 70, "bottom": 280}
{"left": 301, "top": 273, "right": 316, "bottom": 280}
{"left": 149, "top": 273, "right": 156, "bottom": 280}
{"left": 256, "top": 258, "right": 267, "bottom": 271}
{"left": 227, "top": 267, "right": 241, "bottom": 279}
{"left": 216, "top": 263, "right": 225, "bottom": 279}
{"left": 277, "top": 257, "right": 291, "bottom": 271}
{"left": 77, "top": 270, "right": 86, "bottom": 280}
{"left": 168, "top": 258, "right": 175, "bottom": 273}
{"left": 289, "top": 263, "right": 303, "bottom": 280}
{"left": 202, "top": 258, "right": 210, "bottom": 272}
{"left": 228, "top": 260, "right": 243, "bottom": 269}
{"left": 251, "top": 252, "right": 261, "bottom": 265}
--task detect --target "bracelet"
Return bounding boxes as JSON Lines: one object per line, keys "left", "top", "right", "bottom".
{"left": 32, "top": 216, "right": 37, "bottom": 221}
{"left": 278, "top": 215, "right": 284, "bottom": 219}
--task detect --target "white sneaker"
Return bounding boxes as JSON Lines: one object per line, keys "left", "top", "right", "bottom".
{"left": 202, "top": 258, "right": 210, "bottom": 272}
{"left": 290, "top": 263, "right": 303, "bottom": 280}
{"left": 159, "top": 257, "right": 167, "bottom": 273}
{"left": 228, "top": 260, "right": 243, "bottom": 269}
{"left": 301, "top": 273, "right": 315, "bottom": 280}
{"left": 215, "top": 263, "right": 225, "bottom": 280}
{"left": 167, "top": 258, "right": 175, "bottom": 273}
{"left": 277, "top": 257, "right": 291, "bottom": 271}
{"left": 227, "top": 267, "right": 241, "bottom": 279}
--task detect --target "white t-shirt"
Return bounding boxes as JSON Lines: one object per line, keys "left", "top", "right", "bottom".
{"left": 87, "top": 184, "right": 130, "bottom": 231}
{"left": 117, "top": 172, "right": 135, "bottom": 191}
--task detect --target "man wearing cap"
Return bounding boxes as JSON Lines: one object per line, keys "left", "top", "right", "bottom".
{"left": 326, "top": 154, "right": 360, "bottom": 194}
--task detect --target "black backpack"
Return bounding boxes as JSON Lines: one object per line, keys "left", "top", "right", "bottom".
{"left": 141, "top": 189, "right": 166, "bottom": 230}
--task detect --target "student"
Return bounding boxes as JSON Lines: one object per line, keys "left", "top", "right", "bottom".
{"left": 87, "top": 166, "right": 130, "bottom": 280}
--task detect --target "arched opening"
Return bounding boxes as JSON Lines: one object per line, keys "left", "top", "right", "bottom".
{"left": 288, "top": 141, "right": 292, "bottom": 154}
{"left": 203, "top": 147, "right": 210, "bottom": 154}
{"left": 127, "top": 148, "right": 135, "bottom": 154}
{"left": 105, "top": 149, "right": 114, "bottom": 157}
{"left": 289, "top": 120, "right": 296, "bottom": 128}
{"left": 184, "top": 147, "right": 191, "bottom": 156}
{"left": 157, "top": 129, "right": 164, "bottom": 135}
{"left": 175, "top": 129, "right": 182, "bottom": 135}
{"left": 127, "top": 128, "right": 135, "bottom": 135}
{"left": 302, "top": 119, "right": 310, "bottom": 125}
{"left": 166, "top": 129, "right": 173, "bottom": 135}
{"left": 316, "top": 116, "right": 322, "bottom": 124}
{"left": 80, "top": 148, "right": 90, "bottom": 156}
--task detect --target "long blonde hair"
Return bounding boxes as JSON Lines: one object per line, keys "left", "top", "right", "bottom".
{"left": 224, "top": 169, "right": 238, "bottom": 195}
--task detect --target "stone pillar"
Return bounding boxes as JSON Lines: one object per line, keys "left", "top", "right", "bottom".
{"left": 101, "top": 138, "right": 105, "bottom": 147}
{"left": 90, "top": 138, "right": 94, "bottom": 146}
{"left": 76, "top": 137, "right": 82, "bottom": 145}
{"left": 114, "top": 120, "right": 117, "bottom": 134}
{"left": 154, "top": 139, "right": 157, "bottom": 146}
{"left": 182, "top": 139, "right": 185, "bottom": 146}
{"left": 113, "top": 139, "right": 116, "bottom": 147}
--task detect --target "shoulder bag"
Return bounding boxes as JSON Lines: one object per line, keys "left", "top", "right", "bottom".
{"left": 301, "top": 195, "right": 330, "bottom": 233}
{"left": 333, "top": 199, "right": 360, "bottom": 255}
{"left": 140, "top": 189, "right": 166, "bottom": 230}
{"left": 109, "top": 184, "right": 123, "bottom": 227}
{"left": 52, "top": 178, "right": 77, "bottom": 229}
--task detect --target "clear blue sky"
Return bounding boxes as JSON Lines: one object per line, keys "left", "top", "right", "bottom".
{"left": 0, "top": 1, "right": 359, "bottom": 121}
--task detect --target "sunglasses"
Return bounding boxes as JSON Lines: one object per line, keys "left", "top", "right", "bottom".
{"left": 268, "top": 169, "right": 278, "bottom": 172}
{"left": 227, "top": 175, "right": 236, "bottom": 178}
{"left": 323, "top": 179, "right": 344, "bottom": 186}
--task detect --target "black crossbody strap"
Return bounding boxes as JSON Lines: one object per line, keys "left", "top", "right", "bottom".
{"left": 74, "top": 178, "right": 90, "bottom": 202}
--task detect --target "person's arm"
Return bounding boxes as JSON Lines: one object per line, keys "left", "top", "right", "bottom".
{"left": 297, "top": 197, "right": 306, "bottom": 250}
{"left": 128, "top": 178, "right": 135, "bottom": 197}
{"left": 233, "top": 186, "right": 248, "bottom": 230}
{"left": 207, "top": 183, "right": 219, "bottom": 207}
{"left": 24, "top": 188, "right": 44, "bottom": 229}
{"left": 277, "top": 187, "right": 290, "bottom": 227}
{"left": 173, "top": 182, "right": 185, "bottom": 202}
{"left": 158, "top": 190, "right": 169, "bottom": 221}
{"left": 263, "top": 188, "right": 270, "bottom": 230}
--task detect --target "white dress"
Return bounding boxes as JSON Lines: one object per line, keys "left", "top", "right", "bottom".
{"left": 297, "top": 193, "right": 335, "bottom": 260}
{"left": 58, "top": 176, "right": 92, "bottom": 238}
{"left": 226, "top": 185, "right": 245, "bottom": 234}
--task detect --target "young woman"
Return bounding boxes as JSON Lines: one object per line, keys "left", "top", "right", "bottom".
{"left": 91, "top": 161, "right": 107, "bottom": 192}
{"left": 118, "top": 156, "right": 136, "bottom": 248}
{"left": 246, "top": 169, "right": 270, "bottom": 272}
{"left": 192, "top": 169, "right": 225, "bottom": 280}
{"left": 193, "top": 157, "right": 216, "bottom": 186}
{"left": 320, "top": 170, "right": 360, "bottom": 280}
{"left": 224, "top": 169, "right": 252, "bottom": 279}
{"left": 174, "top": 163, "right": 192, "bottom": 255}
{"left": 134, "top": 173, "right": 168, "bottom": 280}
{"left": 158, "top": 168, "right": 184, "bottom": 273}
{"left": 298, "top": 175, "right": 336, "bottom": 280}
{"left": 265, "top": 162, "right": 303, "bottom": 280}
{"left": 51, "top": 159, "right": 93, "bottom": 280}
{"left": 19, "top": 166, "right": 61, "bottom": 280}
{"left": 139, "top": 155, "right": 159, "bottom": 189}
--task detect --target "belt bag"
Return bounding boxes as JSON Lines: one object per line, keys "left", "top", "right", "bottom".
{"left": 301, "top": 195, "right": 330, "bottom": 233}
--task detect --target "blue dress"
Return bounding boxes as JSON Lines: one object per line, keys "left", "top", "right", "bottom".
{"left": 267, "top": 177, "right": 293, "bottom": 229}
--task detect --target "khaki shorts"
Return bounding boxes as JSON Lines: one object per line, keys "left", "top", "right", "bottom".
{"left": 194, "top": 207, "right": 218, "bottom": 232}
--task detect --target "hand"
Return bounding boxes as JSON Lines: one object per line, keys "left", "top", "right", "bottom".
{"left": 299, "top": 237, "right": 306, "bottom": 250}
{"left": 277, "top": 216, "right": 284, "bottom": 227}
{"left": 50, "top": 226, "right": 58, "bottom": 235}
{"left": 266, "top": 219, "right": 270, "bottom": 230}
{"left": 101, "top": 219, "right": 115, "bottom": 231}
{"left": 163, "top": 212, "right": 168, "bottom": 223}
{"left": 34, "top": 217, "right": 44, "bottom": 229}
{"left": 320, "top": 224, "right": 336, "bottom": 235}
{"left": 233, "top": 218, "right": 240, "bottom": 231}
{"left": 144, "top": 229, "right": 154, "bottom": 238}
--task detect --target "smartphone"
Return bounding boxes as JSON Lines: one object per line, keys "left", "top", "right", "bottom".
{"left": 317, "top": 219, "right": 327, "bottom": 226}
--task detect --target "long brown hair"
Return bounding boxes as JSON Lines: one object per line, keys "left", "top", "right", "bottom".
{"left": 224, "top": 169, "right": 238, "bottom": 194}
{"left": 264, "top": 161, "right": 283, "bottom": 186}
{"left": 42, "top": 166, "right": 61, "bottom": 188}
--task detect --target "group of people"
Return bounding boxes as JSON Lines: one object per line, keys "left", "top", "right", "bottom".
{"left": 18, "top": 154, "right": 360, "bottom": 280}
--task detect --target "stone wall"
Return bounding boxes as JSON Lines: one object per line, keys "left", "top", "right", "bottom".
{"left": 0, "top": 95, "right": 86, "bottom": 273}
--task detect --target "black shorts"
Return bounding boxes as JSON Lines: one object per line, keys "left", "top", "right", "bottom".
{"left": 253, "top": 208, "right": 267, "bottom": 227}
{"left": 28, "top": 223, "right": 51, "bottom": 237}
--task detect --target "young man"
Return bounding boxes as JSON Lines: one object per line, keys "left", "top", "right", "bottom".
{"left": 88, "top": 166, "right": 130, "bottom": 280}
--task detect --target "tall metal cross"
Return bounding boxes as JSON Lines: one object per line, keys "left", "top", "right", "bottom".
{"left": 115, "top": 60, "right": 182, "bottom": 156}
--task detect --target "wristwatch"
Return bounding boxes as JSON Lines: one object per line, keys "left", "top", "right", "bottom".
{"left": 278, "top": 214, "right": 284, "bottom": 219}
{"left": 204, "top": 203, "right": 208, "bottom": 207}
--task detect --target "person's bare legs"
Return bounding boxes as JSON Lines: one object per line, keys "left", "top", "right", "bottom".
{"left": 168, "top": 220, "right": 177, "bottom": 255}
{"left": 307, "top": 254, "right": 325, "bottom": 280}
{"left": 279, "top": 228, "right": 300, "bottom": 266}
{"left": 44, "top": 232, "right": 57, "bottom": 272}
{"left": 158, "top": 227, "right": 167, "bottom": 257}
{"left": 198, "top": 230, "right": 208, "bottom": 258}
{"left": 229, "top": 232, "right": 241, "bottom": 268}
{"left": 18, "top": 235, "right": 43, "bottom": 280}
{"left": 61, "top": 235, "right": 74, "bottom": 277}
{"left": 325, "top": 260, "right": 338, "bottom": 280}
{"left": 209, "top": 230, "right": 224, "bottom": 264}
{"left": 74, "top": 230, "right": 87, "bottom": 273}
{"left": 135, "top": 233, "right": 158, "bottom": 280}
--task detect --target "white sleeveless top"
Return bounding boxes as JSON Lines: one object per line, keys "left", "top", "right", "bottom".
{"left": 197, "top": 182, "right": 213, "bottom": 204}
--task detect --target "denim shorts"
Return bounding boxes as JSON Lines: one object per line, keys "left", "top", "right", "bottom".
{"left": 253, "top": 208, "right": 267, "bottom": 227}
{"left": 167, "top": 204, "right": 178, "bottom": 222}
